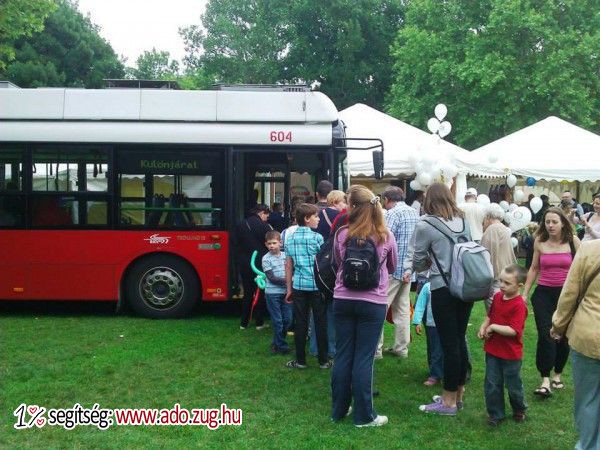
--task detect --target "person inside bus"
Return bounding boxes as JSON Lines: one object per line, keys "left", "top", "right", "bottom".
{"left": 32, "top": 197, "right": 72, "bottom": 227}
{"left": 237, "top": 204, "right": 273, "bottom": 330}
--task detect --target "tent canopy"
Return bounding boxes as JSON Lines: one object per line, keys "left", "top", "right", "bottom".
{"left": 471, "top": 116, "right": 600, "bottom": 182}
{"left": 340, "top": 104, "right": 484, "bottom": 177}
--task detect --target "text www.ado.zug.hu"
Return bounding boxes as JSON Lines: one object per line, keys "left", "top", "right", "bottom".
{"left": 14, "top": 403, "right": 242, "bottom": 430}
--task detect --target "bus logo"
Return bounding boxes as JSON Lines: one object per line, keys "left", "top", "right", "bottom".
{"left": 144, "top": 234, "right": 171, "bottom": 244}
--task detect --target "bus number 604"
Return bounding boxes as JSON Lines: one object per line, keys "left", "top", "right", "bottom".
{"left": 269, "top": 131, "right": 293, "bottom": 142}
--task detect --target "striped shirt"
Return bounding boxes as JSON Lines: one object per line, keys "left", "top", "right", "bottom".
{"left": 385, "top": 202, "right": 419, "bottom": 279}
{"left": 262, "top": 251, "right": 287, "bottom": 294}
{"left": 285, "top": 226, "right": 324, "bottom": 291}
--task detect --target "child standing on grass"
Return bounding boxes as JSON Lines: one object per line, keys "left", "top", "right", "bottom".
{"left": 263, "top": 230, "right": 292, "bottom": 355}
{"left": 284, "top": 203, "right": 330, "bottom": 369}
{"left": 412, "top": 281, "right": 443, "bottom": 386}
{"left": 478, "top": 264, "right": 529, "bottom": 426}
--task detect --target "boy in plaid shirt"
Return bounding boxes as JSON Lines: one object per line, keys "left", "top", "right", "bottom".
{"left": 285, "top": 203, "right": 330, "bottom": 369}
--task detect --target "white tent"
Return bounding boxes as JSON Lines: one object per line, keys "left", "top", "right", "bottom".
{"left": 471, "top": 116, "right": 600, "bottom": 181}
{"left": 340, "top": 103, "right": 487, "bottom": 178}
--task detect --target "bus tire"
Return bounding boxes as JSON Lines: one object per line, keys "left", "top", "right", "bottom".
{"left": 125, "top": 254, "right": 199, "bottom": 319}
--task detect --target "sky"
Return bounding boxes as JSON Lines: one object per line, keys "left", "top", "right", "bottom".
{"left": 76, "top": 0, "right": 208, "bottom": 66}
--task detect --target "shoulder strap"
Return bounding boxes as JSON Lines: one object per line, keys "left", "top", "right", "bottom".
{"left": 421, "top": 218, "right": 453, "bottom": 287}
{"left": 321, "top": 209, "right": 333, "bottom": 227}
{"left": 578, "top": 262, "right": 600, "bottom": 308}
{"left": 569, "top": 240, "right": 576, "bottom": 258}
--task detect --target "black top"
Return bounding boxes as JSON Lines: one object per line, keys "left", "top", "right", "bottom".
{"left": 236, "top": 215, "right": 273, "bottom": 269}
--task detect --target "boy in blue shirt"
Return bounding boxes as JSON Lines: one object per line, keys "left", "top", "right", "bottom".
{"left": 262, "top": 230, "right": 292, "bottom": 354}
{"left": 413, "top": 281, "right": 443, "bottom": 386}
{"left": 285, "top": 203, "right": 330, "bottom": 369}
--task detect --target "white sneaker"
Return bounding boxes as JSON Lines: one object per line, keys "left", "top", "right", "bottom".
{"left": 355, "top": 415, "right": 388, "bottom": 427}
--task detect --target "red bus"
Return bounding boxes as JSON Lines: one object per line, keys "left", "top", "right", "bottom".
{"left": 0, "top": 84, "right": 378, "bottom": 318}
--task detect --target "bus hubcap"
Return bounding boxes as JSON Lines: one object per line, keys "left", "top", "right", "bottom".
{"left": 139, "top": 267, "right": 184, "bottom": 309}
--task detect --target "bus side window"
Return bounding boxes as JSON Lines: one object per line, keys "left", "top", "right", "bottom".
{"left": 33, "top": 197, "right": 73, "bottom": 227}
{"left": 147, "top": 194, "right": 166, "bottom": 227}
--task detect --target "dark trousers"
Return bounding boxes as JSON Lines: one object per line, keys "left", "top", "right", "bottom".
{"left": 431, "top": 287, "right": 473, "bottom": 392}
{"left": 331, "top": 299, "right": 386, "bottom": 425}
{"left": 531, "top": 285, "right": 570, "bottom": 377}
{"left": 239, "top": 262, "right": 265, "bottom": 328}
{"left": 484, "top": 354, "right": 527, "bottom": 420}
{"left": 292, "top": 289, "right": 328, "bottom": 365}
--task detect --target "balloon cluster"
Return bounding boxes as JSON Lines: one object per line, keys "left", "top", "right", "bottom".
{"left": 409, "top": 104, "right": 460, "bottom": 191}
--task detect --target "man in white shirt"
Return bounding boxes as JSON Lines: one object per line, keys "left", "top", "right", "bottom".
{"left": 458, "top": 188, "right": 485, "bottom": 243}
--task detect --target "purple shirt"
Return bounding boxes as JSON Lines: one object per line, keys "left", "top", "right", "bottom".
{"left": 332, "top": 227, "right": 397, "bottom": 304}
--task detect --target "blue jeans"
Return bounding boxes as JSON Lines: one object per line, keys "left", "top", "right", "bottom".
{"left": 484, "top": 354, "right": 527, "bottom": 420}
{"left": 425, "top": 325, "right": 444, "bottom": 380}
{"left": 331, "top": 299, "right": 386, "bottom": 425}
{"left": 309, "top": 301, "right": 336, "bottom": 358}
{"left": 265, "top": 293, "right": 292, "bottom": 350}
{"left": 572, "top": 350, "right": 600, "bottom": 450}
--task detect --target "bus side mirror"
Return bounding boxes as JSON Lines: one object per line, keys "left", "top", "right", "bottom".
{"left": 372, "top": 151, "right": 384, "bottom": 180}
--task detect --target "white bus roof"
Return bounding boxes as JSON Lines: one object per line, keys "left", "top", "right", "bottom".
{"left": 0, "top": 88, "right": 338, "bottom": 123}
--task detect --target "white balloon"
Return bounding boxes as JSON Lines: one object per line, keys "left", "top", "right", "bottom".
{"left": 506, "top": 174, "right": 517, "bottom": 188}
{"left": 488, "top": 155, "right": 498, "bottom": 164}
{"left": 504, "top": 212, "right": 512, "bottom": 224}
{"left": 441, "top": 162, "right": 458, "bottom": 180}
{"left": 438, "top": 121, "right": 452, "bottom": 138}
{"left": 509, "top": 207, "right": 533, "bottom": 233}
{"left": 427, "top": 118, "right": 440, "bottom": 134}
{"left": 477, "top": 194, "right": 490, "bottom": 205}
{"left": 410, "top": 179, "right": 422, "bottom": 191}
{"left": 511, "top": 237, "right": 519, "bottom": 248}
{"left": 417, "top": 171, "right": 432, "bottom": 186}
{"left": 408, "top": 152, "right": 418, "bottom": 168}
{"left": 514, "top": 189, "right": 525, "bottom": 202}
{"left": 434, "top": 104, "right": 447, "bottom": 121}
{"left": 530, "top": 196, "right": 543, "bottom": 214}
{"left": 509, "top": 203, "right": 518, "bottom": 212}
{"left": 499, "top": 200, "right": 509, "bottom": 211}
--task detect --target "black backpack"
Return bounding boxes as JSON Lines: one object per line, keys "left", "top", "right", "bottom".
{"left": 342, "top": 234, "right": 380, "bottom": 290}
{"left": 314, "top": 227, "right": 342, "bottom": 298}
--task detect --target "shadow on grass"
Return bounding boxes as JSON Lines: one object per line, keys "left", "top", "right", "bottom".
{"left": 0, "top": 298, "right": 242, "bottom": 318}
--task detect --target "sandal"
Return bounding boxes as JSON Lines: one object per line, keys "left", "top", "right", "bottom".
{"left": 533, "top": 386, "right": 552, "bottom": 398}
{"left": 551, "top": 380, "right": 565, "bottom": 389}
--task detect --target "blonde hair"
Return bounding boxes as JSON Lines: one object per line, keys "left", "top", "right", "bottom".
{"left": 346, "top": 185, "right": 388, "bottom": 244}
{"left": 327, "top": 190, "right": 346, "bottom": 206}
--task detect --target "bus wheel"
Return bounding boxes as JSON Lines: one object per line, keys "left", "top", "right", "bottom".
{"left": 125, "top": 255, "right": 199, "bottom": 319}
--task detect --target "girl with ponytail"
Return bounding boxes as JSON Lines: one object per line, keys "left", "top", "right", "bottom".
{"left": 330, "top": 185, "right": 397, "bottom": 427}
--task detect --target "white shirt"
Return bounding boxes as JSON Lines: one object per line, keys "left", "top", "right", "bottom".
{"left": 459, "top": 201, "right": 485, "bottom": 241}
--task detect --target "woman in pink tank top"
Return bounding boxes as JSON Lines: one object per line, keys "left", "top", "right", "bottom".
{"left": 523, "top": 207, "right": 580, "bottom": 398}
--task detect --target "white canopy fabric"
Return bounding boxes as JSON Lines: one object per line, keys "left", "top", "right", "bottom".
{"left": 471, "top": 116, "right": 600, "bottom": 182}
{"left": 340, "top": 104, "right": 489, "bottom": 177}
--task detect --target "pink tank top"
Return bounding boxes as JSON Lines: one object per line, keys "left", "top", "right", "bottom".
{"left": 538, "top": 253, "right": 572, "bottom": 287}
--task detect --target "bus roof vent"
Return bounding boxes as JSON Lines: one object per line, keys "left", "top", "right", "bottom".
{"left": 0, "top": 80, "right": 20, "bottom": 89}
{"left": 213, "top": 84, "right": 310, "bottom": 92}
{"left": 104, "top": 79, "right": 181, "bottom": 90}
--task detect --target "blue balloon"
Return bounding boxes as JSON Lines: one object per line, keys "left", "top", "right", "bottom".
{"left": 526, "top": 177, "right": 536, "bottom": 186}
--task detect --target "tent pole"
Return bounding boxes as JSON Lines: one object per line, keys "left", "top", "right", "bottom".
{"left": 576, "top": 180, "right": 581, "bottom": 202}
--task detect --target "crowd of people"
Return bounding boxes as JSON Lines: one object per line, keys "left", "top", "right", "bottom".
{"left": 235, "top": 180, "right": 599, "bottom": 448}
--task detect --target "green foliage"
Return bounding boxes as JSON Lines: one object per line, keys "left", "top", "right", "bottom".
{"left": 0, "top": 0, "right": 56, "bottom": 70}
{"left": 386, "top": 0, "right": 600, "bottom": 149}
{"left": 2, "top": 0, "right": 124, "bottom": 88}
{"left": 181, "top": 0, "right": 405, "bottom": 109}
{"left": 126, "top": 48, "right": 180, "bottom": 80}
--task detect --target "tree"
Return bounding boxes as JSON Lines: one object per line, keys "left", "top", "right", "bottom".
{"left": 0, "top": 0, "right": 56, "bottom": 71}
{"left": 181, "top": 0, "right": 404, "bottom": 109}
{"left": 2, "top": 0, "right": 124, "bottom": 87}
{"left": 386, "top": 0, "right": 600, "bottom": 149}
{"left": 127, "top": 48, "right": 180, "bottom": 80}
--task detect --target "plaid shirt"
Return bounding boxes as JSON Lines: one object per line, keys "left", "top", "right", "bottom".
{"left": 285, "top": 226, "right": 324, "bottom": 291}
{"left": 385, "top": 201, "right": 419, "bottom": 279}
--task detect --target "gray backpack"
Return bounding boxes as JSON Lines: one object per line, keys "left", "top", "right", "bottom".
{"left": 423, "top": 217, "right": 494, "bottom": 302}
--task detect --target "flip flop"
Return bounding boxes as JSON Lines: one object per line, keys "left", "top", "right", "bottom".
{"left": 551, "top": 380, "right": 565, "bottom": 389}
{"left": 534, "top": 386, "right": 552, "bottom": 398}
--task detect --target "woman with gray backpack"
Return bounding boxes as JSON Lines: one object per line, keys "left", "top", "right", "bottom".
{"left": 412, "top": 182, "right": 491, "bottom": 416}
{"left": 330, "top": 185, "right": 397, "bottom": 427}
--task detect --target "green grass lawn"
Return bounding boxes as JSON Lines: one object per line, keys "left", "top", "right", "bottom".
{"left": 1, "top": 298, "right": 577, "bottom": 449}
